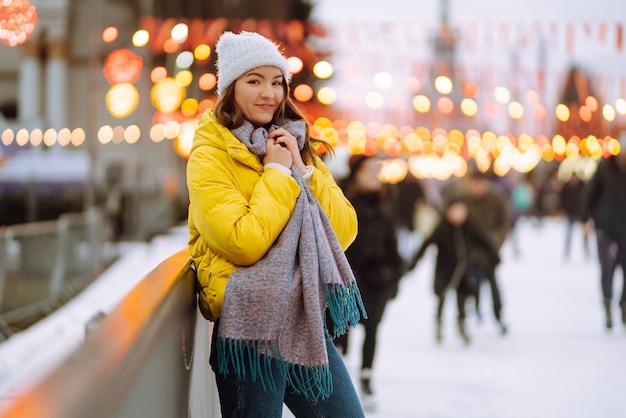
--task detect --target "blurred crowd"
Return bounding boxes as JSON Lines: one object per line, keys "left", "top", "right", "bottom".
{"left": 328, "top": 133, "right": 626, "bottom": 410}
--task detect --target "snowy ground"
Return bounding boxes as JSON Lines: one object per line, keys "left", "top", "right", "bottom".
{"left": 330, "top": 216, "right": 626, "bottom": 418}
{"left": 1, "top": 218, "right": 624, "bottom": 417}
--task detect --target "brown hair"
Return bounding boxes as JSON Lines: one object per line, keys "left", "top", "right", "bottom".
{"left": 213, "top": 79, "right": 333, "bottom": 166}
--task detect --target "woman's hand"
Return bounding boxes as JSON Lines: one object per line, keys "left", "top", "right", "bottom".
{"left": 263, "top": 137, "right": 293, "bottom": 168}
{"left": 268, "top": 129, "right": 307, "bottom": 175}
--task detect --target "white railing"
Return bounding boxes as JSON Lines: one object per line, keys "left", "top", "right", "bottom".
{"left": 0, "top": 208, "right": 110, "bottom": 338}
{"left": 0, "top": 249, "right": 220, "bottom": 418}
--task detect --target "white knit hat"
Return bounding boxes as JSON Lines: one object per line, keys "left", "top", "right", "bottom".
{"left": 215, "top": 31, "right": 291, "bottom": 96}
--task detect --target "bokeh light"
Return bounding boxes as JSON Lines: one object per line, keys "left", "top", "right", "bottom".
{"left": 312, "top": 61, "right": 333, "bottom": 79}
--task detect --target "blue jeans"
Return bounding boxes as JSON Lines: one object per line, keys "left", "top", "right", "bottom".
{"left": 210, "top": 320, "right": 365, "bottom": 418}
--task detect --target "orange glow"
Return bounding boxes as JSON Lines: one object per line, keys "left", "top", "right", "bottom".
{"left": 163, "top": 38, "right": 179, "bottom": 54}
{"left": 333, "top": 119, "right": 348, "bottom": 130}
{"left": 103, "top": 49, "right": 143, "bottom": 84}
{"left": 8, "top": 9, "right": 626, "bottom": 177}
{"left": 437, "top": 97, "right": 454, "bottom": 114}
{"left": 293, "top": 84, "right": 314, "bottom": 102}
{"left": 0, "top": 0, "right": 37, "bottom": 47}
{"left": 485, "top": 100, "right": 499, "bottom": 117}
{"left": 2, "top": 129, "right": 14, "bottom": 145}
{"left": 102, "top": 26, "right": 118, "bottom": 43}
{"left": 364, "top": 137, "right": 379, "bottom": 156}
{"left": 532, "top": 103, "right": 546, "bottom": 120}
{"left": 585, "top": 96, "right": 598, "bottom": 112}
{"left": 579, "top": 106, "right": 592, "bottom": 122}
{"left": 463, "top": 82, "right": 479, "bottom": 98}
{"left": 198, "top": 73, "right": 217, "bottom": 91}
{"left": 29, "top": 128, "right": 42, "bottom": 146}
{"left": 525, "top": 90, "right": 540, "bottom": 104}
{"left": 568, "top": 135, "right": 581, "bottom": 147}
{"left": 198, "top": 98, "right": 215, "bottom": 114}
{"left": 150, "top": 66, "right": 168, "bottom": 83}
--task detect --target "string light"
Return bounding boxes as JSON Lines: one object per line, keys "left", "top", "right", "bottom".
{"left": 0, "top": 0, "right": 37, "bottom": 47}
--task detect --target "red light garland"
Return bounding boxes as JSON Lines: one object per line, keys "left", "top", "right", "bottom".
{"left": 0, "top": 0, "right": 37, "bottom": 47}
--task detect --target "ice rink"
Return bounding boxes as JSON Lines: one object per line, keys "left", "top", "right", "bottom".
{"left": 1, "top": 217, "right": 625, "bottom": 417}
{"left": 334, "top": 216, "right": 626, "bottom": 418}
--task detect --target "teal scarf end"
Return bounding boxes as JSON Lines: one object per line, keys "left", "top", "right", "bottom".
{"left": 215, "top": 338, "right": 334, "bottom": 402}
{"left": 325, "top": 281, "right": 368, "bottom": 338}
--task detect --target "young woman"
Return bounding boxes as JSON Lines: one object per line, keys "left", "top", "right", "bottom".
{"left": 186, "top": 31, "right": 366, "bottom": 417}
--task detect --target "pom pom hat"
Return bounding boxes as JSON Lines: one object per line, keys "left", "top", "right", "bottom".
{"left": 215, "top": 31, "right": 291, "bottom": 96}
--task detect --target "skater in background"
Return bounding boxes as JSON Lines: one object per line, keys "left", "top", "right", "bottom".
{"left": 581, "top": 132, "right": 626, "bottom": 330}
{"left": 463, "top": 169, "right": 510, "bottom": 334}
{"left": 387, "top": 173, "right": 426, "bottom": 264}
{"left": 335, "top": 154, "right": 405, "bottom": 409}
{"left": 409, "top": 198, "right": 500, "bottom": 345}
{"left": 559, "top": 174, "right": 589, "bottom": 259}
{"left": 508, "top": 173, "right": 536, "bottom": 257}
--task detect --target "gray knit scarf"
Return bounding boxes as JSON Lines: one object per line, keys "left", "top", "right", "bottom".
{"left": 216, "top": 118, "right": 366, "bottom": 402}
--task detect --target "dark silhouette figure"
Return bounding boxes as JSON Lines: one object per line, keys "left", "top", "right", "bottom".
{"left": 581, "top": 134, "right": 626, "bottom": 330}
{"left": 336, "top": 154, "right": 404, "bottom": 410}
{"left": 559, "top": 175, "right": 589, "bottom": 259}
{"left": 409, "top": 199, "right": 500, "bottom": 345}
{"left": 464, "top": 170, "right": 510, "bottom": 335}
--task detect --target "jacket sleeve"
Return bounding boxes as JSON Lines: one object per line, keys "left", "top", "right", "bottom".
{"left": 409, "top": 224, "right": 439, "bottom": 270}
{"left": 308, "top": 158, "right": 358, "bottom": 250}
{"left": 187, "top": 143, "right": 301, "bottom": 266}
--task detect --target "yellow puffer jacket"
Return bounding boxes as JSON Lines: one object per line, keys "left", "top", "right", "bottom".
{"left": 187, "top": 111, "right": 358, "bottom": 321}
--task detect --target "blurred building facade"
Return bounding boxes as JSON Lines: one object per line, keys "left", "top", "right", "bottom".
{"left": 0, "top": 0, "right": 316, "bottom": 239}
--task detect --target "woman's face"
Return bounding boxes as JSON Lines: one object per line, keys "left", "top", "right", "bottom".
{"left": 234, "top": 66, "right": 285, "bottom": 127}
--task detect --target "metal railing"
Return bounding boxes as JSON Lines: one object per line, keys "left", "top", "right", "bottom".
{"left": 0, "top": 249, "right": 220, "bottom": 418}
{"left": 0, "top": 208, "right": 111, "bottom": 338}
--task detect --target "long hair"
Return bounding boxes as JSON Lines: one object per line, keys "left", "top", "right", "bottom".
{"left": 213, "top": 79, "right": 333, "bottom": 166}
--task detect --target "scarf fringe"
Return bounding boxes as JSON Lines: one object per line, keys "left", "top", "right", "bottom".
{"left": 215, "top": 337, "right": 334, "bottom": 402}
{"left": 325, "top": 281, "right": 367, "bottom": 338}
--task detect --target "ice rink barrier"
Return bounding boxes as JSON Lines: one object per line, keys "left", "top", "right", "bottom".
{"left": 0, "top": 249, "right": 220, "bottom": 418}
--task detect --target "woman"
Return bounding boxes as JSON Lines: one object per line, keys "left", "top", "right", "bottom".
{"left": 186, "top": 31, "right": 366, "bottom": 417}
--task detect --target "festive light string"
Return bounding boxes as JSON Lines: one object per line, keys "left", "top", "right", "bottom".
{"left": 3, "top": 18, "right": 625, "bottom": 181}
{"left": 0, "top": 0, "right": 37, "bottom": 47}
